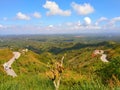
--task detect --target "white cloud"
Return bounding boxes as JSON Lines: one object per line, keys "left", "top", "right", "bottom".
{"left": 43, "top": 1, "right": 71, "bottom": 16}
{"left": 0, "top": 24, "right": 3, "bottom": 28}
{"left": 16, "top": 12, "right": 30, "bottom": 20}
{"left": 103, "top": 16, "right": 120, "bottom": 28}
{"left": 84, "top": 17, "right": 91, "bottom": 25}
{"left": 66, "top": 20, "right": 81, "bottom": 27}
{"left": 48, "top": 25, "right": 53, "bottom": 28}
{"left": 1, "top": 16, "right": 120, "bottom": 35}
{"left": 95, "top": 17, "right": 108, "bottom": 25}
{"left": 110, "top": 17, "right": 120, "bottom": 24}
{"left": 78, "top": 20, "right": 81, "bottom": 26}
{"left": 71, "top": 2, "right": 94, "bottom": 15}
{"left": 98, "top": 17, "right": 108, "bottom": 21}
{"left": 112, "top": 17, "right": 120, "bottom": 21}
{"left": 3, "top": 17, "right": 8, "bottom": 21}
{"left": 33, "top": 12, "right": 41, "bottom": 18}
{"left": 63, "top": 19, "right": 101, "bottom": 31}
{"left": 94, "top": 16, "right": 120, "bottom": 30}
{"left": 66, "top": 22, "right": 73, "bottom": 26}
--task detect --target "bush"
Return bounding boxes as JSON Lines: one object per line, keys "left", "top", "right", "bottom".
{"left": 96, "top": 56, "right": 120, "bottom": 85}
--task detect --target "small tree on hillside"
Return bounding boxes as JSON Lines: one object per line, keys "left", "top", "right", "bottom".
{"left": 46, "top": 56, "right": 64, "bottom": 90}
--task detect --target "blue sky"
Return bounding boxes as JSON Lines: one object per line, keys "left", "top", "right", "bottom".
{"left": 0, "top": 0, "right": 120, "bottom": 35}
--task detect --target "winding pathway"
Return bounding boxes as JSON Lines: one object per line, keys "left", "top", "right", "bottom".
{"left": 93, "top": 50, "right": 109, "bottom": 62}
{"left": 100, "top": 54, "right": 108, "bottom": 62}
{"left": 3, "top": 52, "right": 21, "bottom": 77}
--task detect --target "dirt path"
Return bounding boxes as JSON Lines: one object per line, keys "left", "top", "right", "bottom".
{"left": 3, "top": 52, "right": 21, "bottom": 77}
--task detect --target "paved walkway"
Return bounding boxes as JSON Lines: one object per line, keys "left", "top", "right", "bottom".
{"left": 93, "top": 50, "right": 109, "bottom": 62}
{"left": 100, "top": 54, "right": 109, "bottom": 62}
{"left": 3, "top": 52, "right": 21, "bottom": 77}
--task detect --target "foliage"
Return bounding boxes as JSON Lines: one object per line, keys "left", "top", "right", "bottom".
{"left": 96, "top": 56, "right": 120, "bottom": 86}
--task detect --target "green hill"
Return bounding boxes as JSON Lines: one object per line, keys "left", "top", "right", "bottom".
{"left": 13, "top": 51, "right": 47, "bottom": 75}
{"left": 0, "top": 40, "right": 120, "bottom": 90}
{"left": 0, "top": 48, "right": 13, "bottom": 75}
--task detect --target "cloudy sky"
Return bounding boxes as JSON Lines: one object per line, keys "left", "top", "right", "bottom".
{"left": 0, "top": 0, "right": 120, "bottom": 35}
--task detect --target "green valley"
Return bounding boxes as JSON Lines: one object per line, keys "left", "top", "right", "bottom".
{"left": 0, "top": 34, "right": 120, "bottom": 90}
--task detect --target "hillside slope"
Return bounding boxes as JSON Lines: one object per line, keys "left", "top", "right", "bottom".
{"left": 0, "top": 48, "right": 13, "bottom": 75}
{"left": 0, "top": 41, "right": 120, "bottom": 90}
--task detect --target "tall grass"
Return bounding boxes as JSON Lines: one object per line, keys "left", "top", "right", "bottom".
{"left": 0, "top": 74, "right": 113, "bottom": 90}
{"left": 0, "top": 75, "right": 54, "bottom": 90}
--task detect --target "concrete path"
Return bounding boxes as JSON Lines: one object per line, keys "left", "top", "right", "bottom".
{"left": 93, "top": 50, "right": 109, "bottom": 62}
{"left": 3, "top": 52, "right": 21, "bottom": 77}
{"left": 100, "top": 54, "right": 109, "bottom": 62}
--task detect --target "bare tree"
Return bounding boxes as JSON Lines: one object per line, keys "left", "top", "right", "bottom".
{"left": 46, "top": 56, "right": 64, "bottom": 90}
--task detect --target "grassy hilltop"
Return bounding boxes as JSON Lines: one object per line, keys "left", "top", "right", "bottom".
{"left": 0, "top": 35, "right": 120, "bottom": 90}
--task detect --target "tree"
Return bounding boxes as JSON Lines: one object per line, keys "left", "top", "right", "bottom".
{"left": 46, "top": 56, "right": 64, "bottom": 90}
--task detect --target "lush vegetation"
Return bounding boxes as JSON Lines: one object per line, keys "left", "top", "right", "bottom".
{"left": 0, "top": 35, "right": 120, "bottom": 90}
